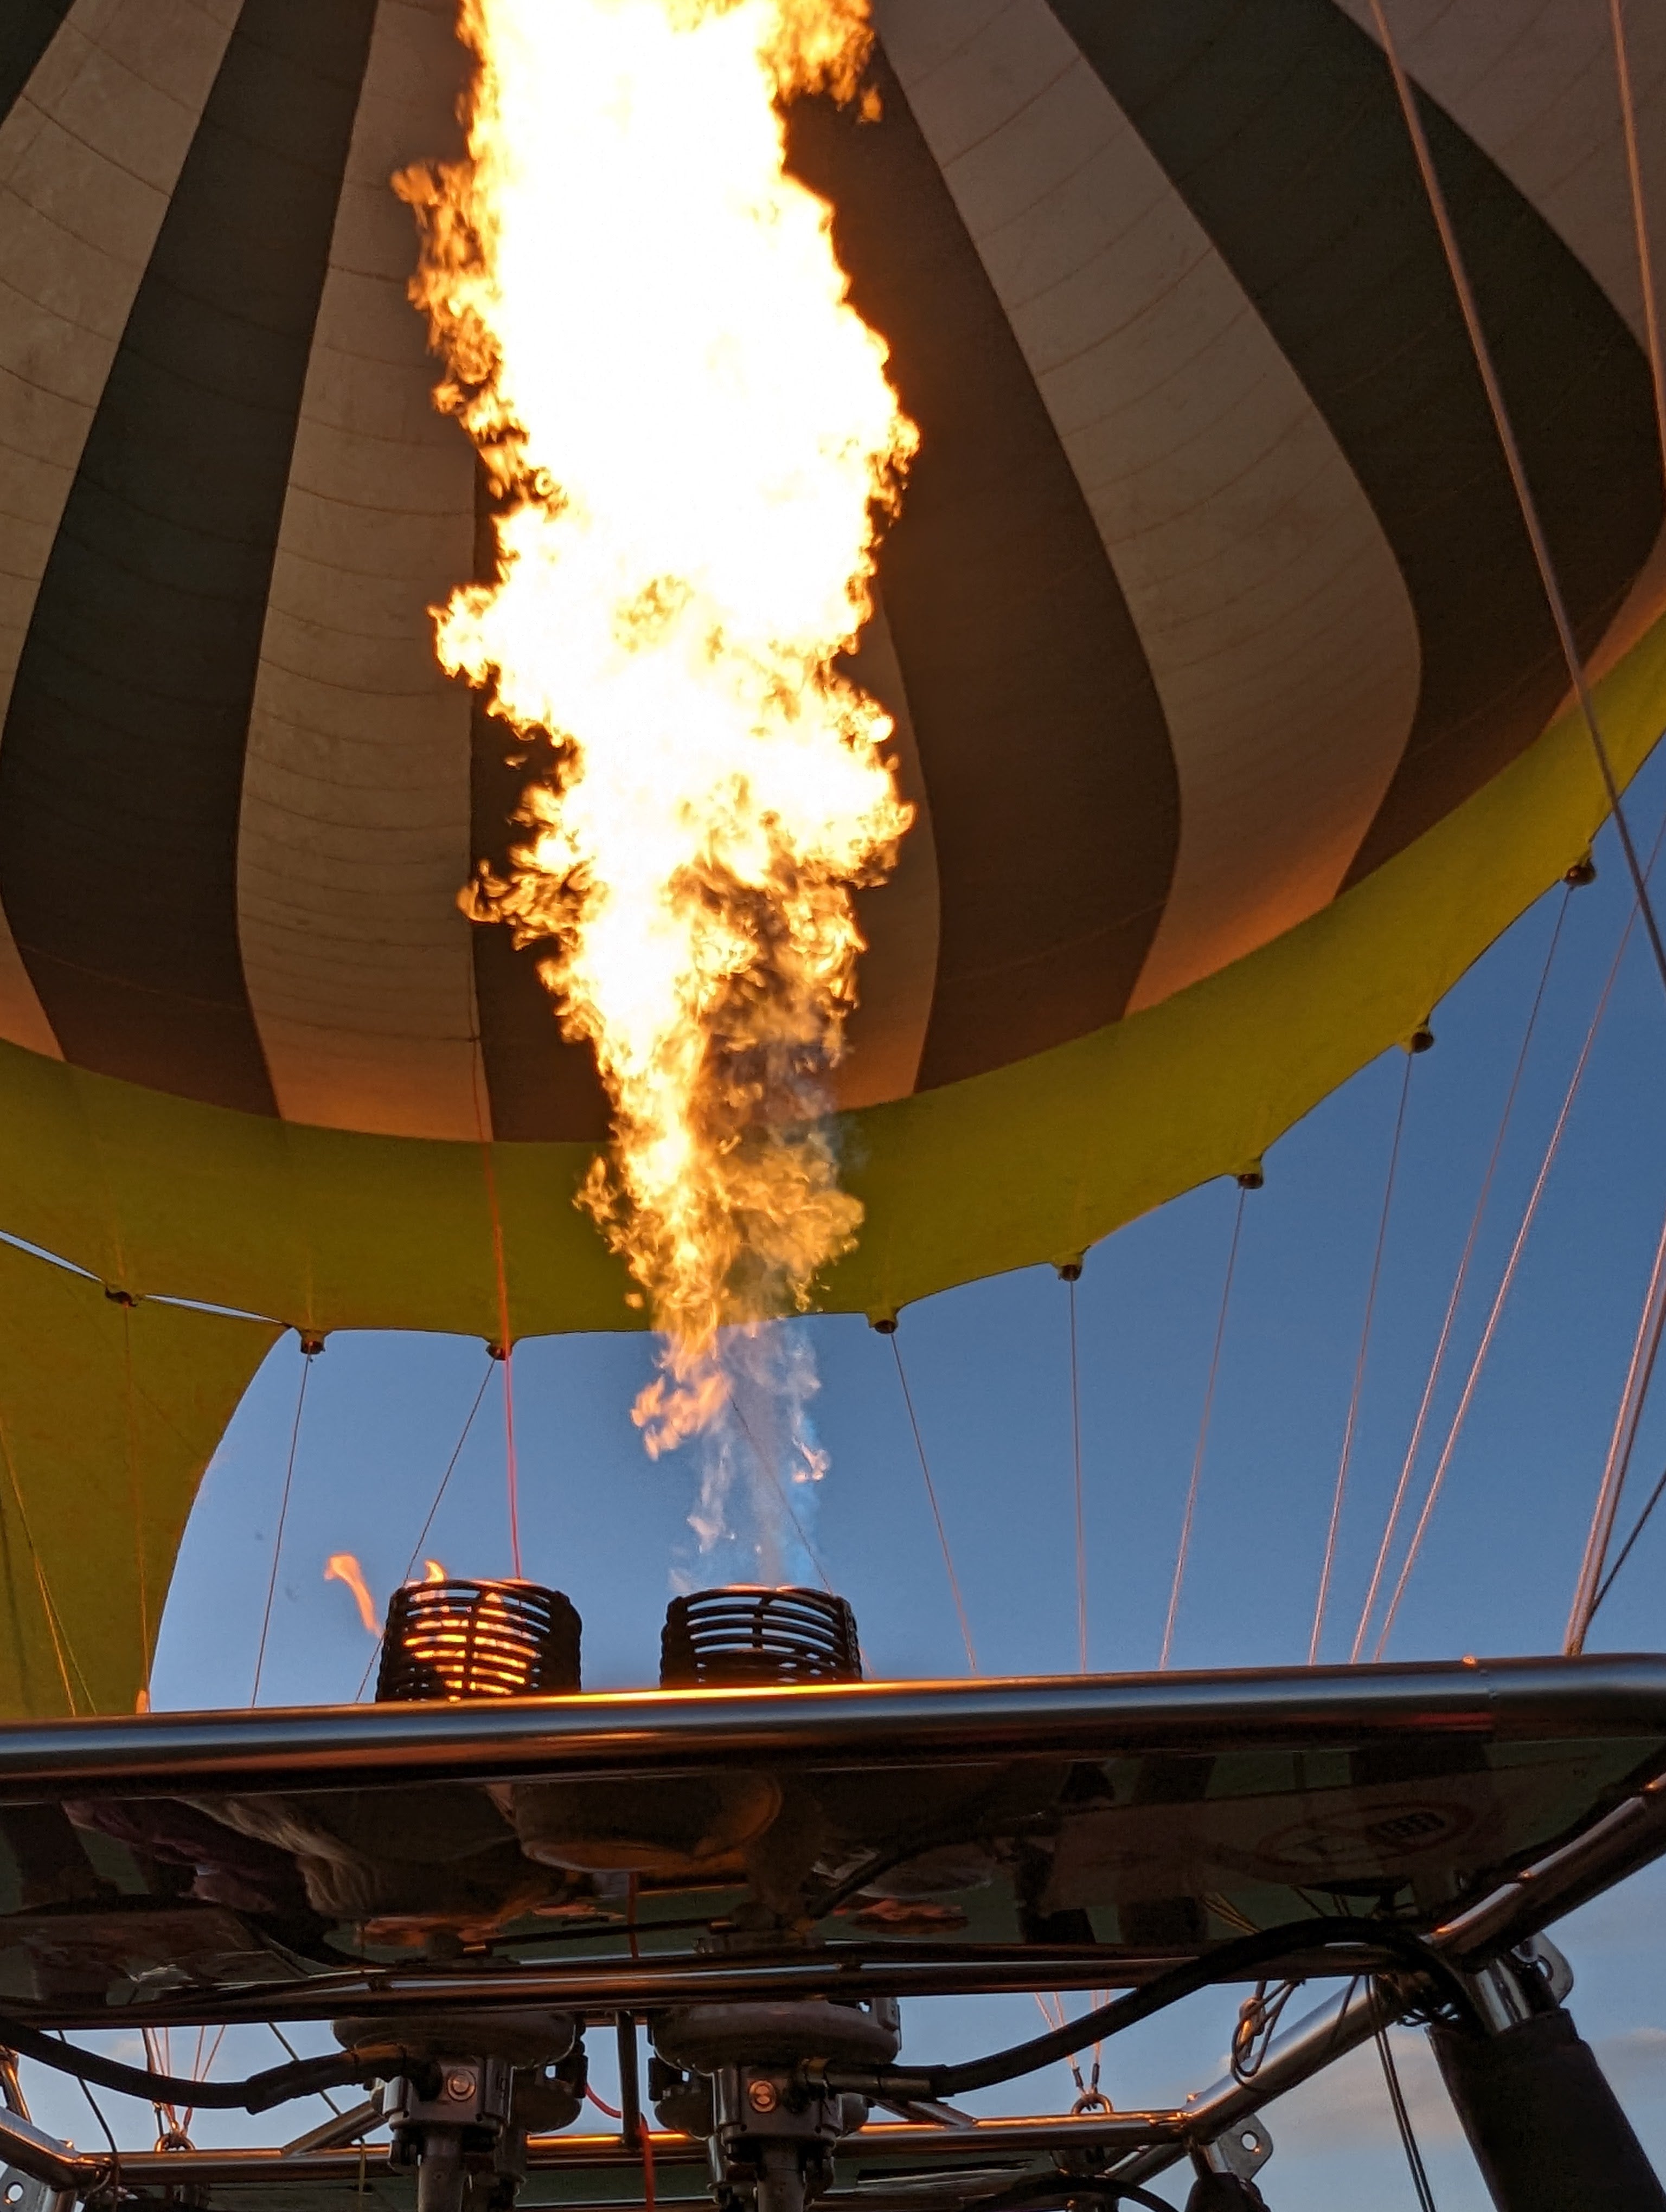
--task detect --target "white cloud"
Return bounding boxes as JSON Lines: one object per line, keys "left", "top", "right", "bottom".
{"left": 1253, "top": 2029, "right": 1463, "bottom": 2157}
{"left": 1594, "top": 2024, "right": 1666, "bottom": 2101}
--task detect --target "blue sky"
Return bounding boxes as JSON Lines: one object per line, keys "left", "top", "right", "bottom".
{"left": 18, "top": 743, "right": 1666, "bottom": 2208}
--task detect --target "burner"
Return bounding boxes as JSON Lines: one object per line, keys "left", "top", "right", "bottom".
{"left": 376, "top": 1579, "right": 581, "bottom": 1702}
{"left": 661, "top": 1587, "right": 861, "bottom": 1688}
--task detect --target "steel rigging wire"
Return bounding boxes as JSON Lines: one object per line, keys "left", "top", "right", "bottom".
{"left": 1309, "top": 1049, "right": 1414, "bottom": 1664}
{"left": 1348, "top": 886, "right": 1572, "bottom": 1660}
{"left": 1609, "top": 0, "right": 1666, "bottom": 492}
{"left": 1061, "top": 1261, "right": 1088, "bottom": 1673}
{"left": 1563, "top": 794, "right": 1666, "bottom": 1649}
{"left": 1373, "top": 946, "right": 1621, "bottom": 1657}
{"left": 1369, "top": 803, "right": 1666, "bottom": 1656}
{"left": 1353, "top": 0, "right": 1666, "bottom": 1652}
{"left": 1567, "top": 1200, "right": 1666, "bottom": 1651}
{"left": 469, "top": 1047, "right": 522, "bottom": 1577}
{"left": 250, "top": 1335, "right": 316, "bottom": 1706}
{"left": 1161, "top": 1185, "right": 1247, "bottom": 1669}
{"left": 883, "top": 1322, "right": 978, "bottom": 1673}
{"left": 1375, "top": 2018, "right": 1440, "bottom": 2212}
{"left": 1583, "top": 1445, "right": 1666, "bottom": 1629}
{"left": 727, "top": 1383, "right": 838, "bottom": 1596}
{"left": 1369, "top": 0, "right": 1666, "bottom": 1008}
{"left": 355, "top": 1351, "right": 498, "bottom": 1699}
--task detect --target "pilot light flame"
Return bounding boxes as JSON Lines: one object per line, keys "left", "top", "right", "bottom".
{"left": 324, "top": 1553, "right": 379, "bottom": 1637}
{"left": 324, "top": 1554, "right": 447, "bottom": 1637}
{"left": 400, "top": 0, "right": 915, "bottom": 1521}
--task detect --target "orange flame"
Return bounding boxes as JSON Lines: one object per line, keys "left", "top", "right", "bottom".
{"left": 422, "top": 1559, "right": 447, "bottom": 1583}
{"left": 324, "top": 1553, "right": 380, "bottom": 1637}
{"left": 399, "top": 1584, "right": 526, "bottom": 1699}
{"left": 398, "top": 0, "right": 914, "bottom": 1467}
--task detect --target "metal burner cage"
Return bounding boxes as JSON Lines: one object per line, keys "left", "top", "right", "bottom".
{"left": 661, "top": 1586, "right": 861, "bottom": 1687}
{"left": 376, "top": 1578, "right": 581, "bottom": 1702}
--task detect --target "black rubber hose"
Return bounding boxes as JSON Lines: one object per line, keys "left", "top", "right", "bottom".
{"left": 798, "top": 1916, "right": 1482, "bottom": 2099}
{"left": 0, "top": 2015, "right": 379, "bottom": 2113}
{"left": 975, "top": 2175, "right": 1177, "bottom": 2212}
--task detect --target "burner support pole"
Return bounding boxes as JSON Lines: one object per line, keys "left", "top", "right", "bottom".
{"left": 1431, "top": 1952, "right": 1666, "bottom": 2211}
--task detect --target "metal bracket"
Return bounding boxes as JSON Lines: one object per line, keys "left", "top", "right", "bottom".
{"left": 1468, "top": 1933, "right": 1577, "bottom": 2034}
{"left": 0, "top": 2168, "right": 75, "bottom": 2212}
{"left": 1518, "top": 1933, "right": 1574, "bottom": 2005}
{"left": 1200, "top": 2115, "right": 1273, "bottom": 2182}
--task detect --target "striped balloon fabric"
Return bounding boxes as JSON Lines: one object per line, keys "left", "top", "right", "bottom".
{"left": 0, "top": 0, "right": 1660, "bottom": 1722}
{"left": 0, "top": 0, "right": 1657, "bottom": 1318}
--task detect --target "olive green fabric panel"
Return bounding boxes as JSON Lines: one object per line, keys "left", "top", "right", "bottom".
{"left": 0, "top": 1240, "right": 281, "bottom": 1717}
{"left": 0, "top": 616, "right": 1658, "bottom": 1340}
{"left": 0, "top": 1052, "right": 632, "bottom": 1338}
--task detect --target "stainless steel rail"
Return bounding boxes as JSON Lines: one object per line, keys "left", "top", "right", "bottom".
{"left": 0, "top": 2104, "right": 96, "bottom": 2190}
{"left": 0, "top": 1654, "right": 1658, "bottom": 1800}
{"left": 0, "top": 1655, "right": 1662, "bottom": 2200}
{"left": 1437, "top": 1765, "right": 1666, "bottom": 1955}
{"left": 29, "top": 1947, "right": 1395, "bottom": 2033}
{"left": 0, "top": 2116, "right": 1194, "bottom": 2194}
{"left": 1111, "top": 1978, "right": 1398, "bottom": 2187}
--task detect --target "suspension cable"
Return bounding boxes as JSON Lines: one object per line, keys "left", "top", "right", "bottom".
{"left": 118, "top": 1300, "right": 149, "bottom": 1695}
{"left": 400, "top": 1359, "right": 495, "bottom": 1587}
{"left": 355, "top": 1353, "right": 497, "bottom": 1700}
{"left": 1064, "top": 1265, "right": 1088, "bottom": 1672}
{"left": 1371, "top": 889, "right": 1644, "bottom": 1657}
{"left": 1610, "top": 0, "right": 1666, "bottom": 491}
{"left": 1310, "top": 1050, "right": 1413, "bottom": 1663}
{"left": 1560, "top": 800, "right": 1666, "bottom": 1652}
{"left": 1161, "top": 1186, "right": 1246, "bottom": 1669}
{"left": 1375, "top": 2016, "right": 1439, "bottom": 2212}
{"left": 885, "top": 1327, "right": 977, "bottom": 1673}
{"left": 1566, "top": 1203, "right": 1666, "bottom": 1651}
{"left": 1349, "top": 890, "right": 1570, "bottom": 1660}
{"left": 1586, "top": 1445, "right": 1666, "bottom": 1630}
{"left": 728, "top": 1386, "right": 837, "bottom": 1596}
{"left": 0, "top": 1408, "right": 89, "bottom": 1714}
{"left": 470, "top": 1052, "right": 522, "bottom": 1578}
{"left": 269, "top": 2023, "right": 344, "bottom": 2121}
{"left": 251, "top": 1337, "right": 315, "bottom": 1706}
{"left": 1369, "top": 0, "right": 1666, "bottom": 1005}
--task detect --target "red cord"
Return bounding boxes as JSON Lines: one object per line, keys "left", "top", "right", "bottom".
{"left": 586, "top": 2085, "right": 622, "bottom": 2120}
{"left": 470, "top": 1052, "right": 523, "bottom": 1578}
{"left": 639, "top": 2118, "right": 657, "bottom": 2212}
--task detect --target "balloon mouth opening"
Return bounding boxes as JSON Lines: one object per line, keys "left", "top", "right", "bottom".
{"left": 660, "top": 1585, "right": 862, "bottom": 1688}
{"left": 375, "top": 1577, "right": 582, "bottom": 1702}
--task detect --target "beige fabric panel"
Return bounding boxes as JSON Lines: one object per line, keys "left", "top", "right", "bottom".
{"left": 1334, "top": 0, "right": 1666, "bottom": 351}
{"left": 837, "top": 596, "right": 940, "bottom": 1109}
{"left": 876, "top": 0, "right": 1422, "bottom": 1014}
{"left": 1335, "top": 0, "right": 1666, "bottom": 677}
{"left": 0, "top": 0, "right": 238, "bottom": 1059}
{"left": 237, "top": 0, "right": 483, "bottom": 1142}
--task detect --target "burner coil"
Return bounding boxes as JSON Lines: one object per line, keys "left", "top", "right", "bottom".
{"left": 661, "top": 1586, "right": 861, "bottom": 1688}
{"left": 376, "top": 1578, "right": 581, "bottom": 1702}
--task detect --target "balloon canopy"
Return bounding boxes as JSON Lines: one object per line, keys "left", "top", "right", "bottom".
{"left": 0, "top": 0, "right": 1660, "bottom": 1708}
